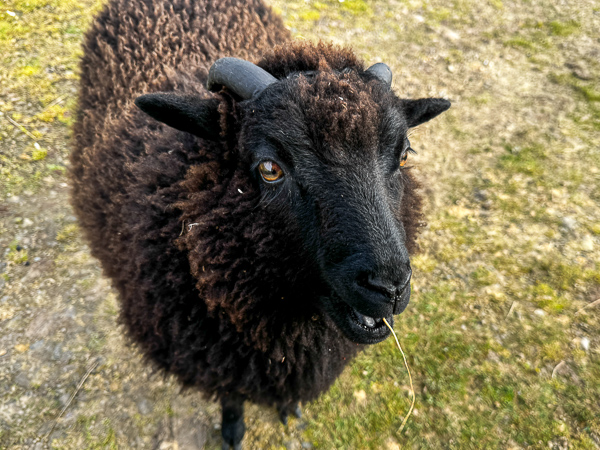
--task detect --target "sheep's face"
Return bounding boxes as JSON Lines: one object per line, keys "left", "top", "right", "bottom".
{"left": 135, "top": 67, "right": 449, "bottom": 345}
{"left": 238, "top": 71, "right": 449, "bottom": 344}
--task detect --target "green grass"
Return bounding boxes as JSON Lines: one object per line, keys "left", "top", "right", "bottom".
{"left": 7, "top": 240, "right": 28, "bottom": 264}
{"left": 498, "top": 144, "right": 547, "bottom": 177}
{"left": 547, "top": 19, "right": 581, "bottom": 36}
{"left": 502, "top": 18, "right": 583, "bottom": 58}
{"left": 73, "top": 416, "right": 118, "bottom": 450}
{"left": 0, "top": 0, "right": 103, "bottom": 197}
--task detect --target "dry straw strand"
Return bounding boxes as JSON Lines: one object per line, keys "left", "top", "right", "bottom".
{"left": 5, "top": 115, "right": 38, "bottom": 141}
{"left": 551, "top": 360, "right": 566, "bottom": 379}
{"left": 42, "top": 358, "right": 99, "bottom": 444}
{"left": 382, "top": 317, "right": 415, "bottom": 435}
{"left": 575, "top": 298, "right": 600, "bottom": 315}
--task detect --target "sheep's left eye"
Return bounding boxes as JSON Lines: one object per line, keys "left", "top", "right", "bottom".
{"left": 399, "top": 137, "right": 413, "bottom": 168}
{"left": 258, "top": 161, "right": 284, "bottom": 183}
{"left": 399, "top": 152, "right": 409, "bottom": 167}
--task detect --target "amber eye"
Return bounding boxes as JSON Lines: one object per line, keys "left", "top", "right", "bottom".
{"left": 399, "top": 152, "right": 409, "bottom": 167}
{"left": 258, "top": 160, "right": 284, "bottom": 183}
{"left": 399, "top": 137, "right": 412, "bottom": 168}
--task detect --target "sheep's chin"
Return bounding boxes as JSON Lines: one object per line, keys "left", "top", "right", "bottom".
{"left": 323, "top": 297, "right": 393, "bottom": 345}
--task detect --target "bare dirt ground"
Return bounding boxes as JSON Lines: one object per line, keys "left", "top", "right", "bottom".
{"left": 1, "top": 0, "right": 599, "bottom": 449}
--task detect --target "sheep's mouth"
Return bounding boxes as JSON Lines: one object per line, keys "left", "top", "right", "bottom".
{"left": 325, "top": 297, "right": 392, "bottom": 345}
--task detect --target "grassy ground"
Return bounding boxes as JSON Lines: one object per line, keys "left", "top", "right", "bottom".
{"left": 1, "top": 0, "right": 599, "bottom": 449}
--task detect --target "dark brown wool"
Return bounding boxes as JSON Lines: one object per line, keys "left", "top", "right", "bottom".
{"left": 70, "top": 0, "right": 424, "bottom": 408}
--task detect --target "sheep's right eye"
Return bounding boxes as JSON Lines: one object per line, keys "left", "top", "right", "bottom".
{"left": 258, "top": 161, "right": 284, "bottom": 183}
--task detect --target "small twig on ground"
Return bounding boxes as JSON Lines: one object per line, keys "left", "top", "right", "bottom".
{"left": 382, "top": 318, "right": 415, "bottom": 435}
{"left": 551, "top": 360, "right": 565, "bottom": 379}
{"left": 575, "top": 298, "right": 600, "bottom": 316}
{"left": 5, "top": 115, "right": 38, "bottom": 141}
{"left": 41, "top": 95, "right": 66, "bottom": 111}
{"left": 505, "top": 301, "right": 517, "bottom": 319}
{"left": 43, "top": 359, "right": 99, "bottom": 444}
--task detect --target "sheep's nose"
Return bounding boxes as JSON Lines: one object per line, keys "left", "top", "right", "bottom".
{"left": 365, "top": 275, "right": 398, "bottom": 298}
{"left": 360, "top": 267, "right": 412, "bottom": 299}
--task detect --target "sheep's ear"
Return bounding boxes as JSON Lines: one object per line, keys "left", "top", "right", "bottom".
{"left": 402, "top": 98, "right": 451, "bottom": 128}
{"left": 135, "top": 93, "right": 222, "bottom": 140}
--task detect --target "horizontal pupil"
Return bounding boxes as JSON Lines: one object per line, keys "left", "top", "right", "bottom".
{"left": 260, "top": 162, "right": 282, "bottom": 181}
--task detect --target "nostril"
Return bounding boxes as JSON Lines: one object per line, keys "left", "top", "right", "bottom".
{"left": 355, "top": 266, "right": 412, "bottom": 300}
{"left": 365, "top": 274, "right": 398, "bottom": 298}
{"left": 356, "top": 272, "right": 370, "bottom": 290}
{"left": 400, "top": 267, "right": 412, "bottom": 290}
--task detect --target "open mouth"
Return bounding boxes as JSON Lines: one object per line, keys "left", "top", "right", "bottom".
{"left": 321, "top": 283, "right": 410, "bottom": 345}
{"left": 349, "top": 306, "right": 390, "bottom": 332}
{"left": 325, "top": 297, "right": 393, "bottom": 345}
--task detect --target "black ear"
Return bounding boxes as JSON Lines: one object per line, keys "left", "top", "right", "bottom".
{"left": 135, "top": 92, "right": 221, "bottom": 140}
{"left": 402, "top": 98, "right": 451, "bottom": 128}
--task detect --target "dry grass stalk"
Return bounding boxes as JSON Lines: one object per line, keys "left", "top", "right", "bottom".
{"left": 382, "top": 317, "right": 415, "bottom": 435}
{"left": 551, "top": 360, "right": 565, "bottom": 379}
{"left": 575, "top": 298, "right": 600, "bottom": 316}
{"left": 506, "top": 301, "right": 517, "bottom": 319}
{"left": 5, "top": 115, "right": 38, "bottom": 141}
{"left": 43, "top": 359, "right": 99, "bottom": 444}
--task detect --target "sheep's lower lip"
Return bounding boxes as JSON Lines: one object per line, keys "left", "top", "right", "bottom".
{"left": 325, "top": 298, "right": 392, "bottom": 345}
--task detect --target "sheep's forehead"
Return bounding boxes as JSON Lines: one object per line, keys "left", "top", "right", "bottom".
{"left": 247, "top": 71, "right": 402, "bottom": 171}
{"left": 272, "top": 71, "right": 392, "bottom": 167}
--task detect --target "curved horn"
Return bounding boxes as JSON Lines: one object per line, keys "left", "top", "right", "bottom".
{"left": 365, "top": 62, "right": 392, "bottom": 87}
{"left": 207, "top": 57, "right": 278, "bottom": 99}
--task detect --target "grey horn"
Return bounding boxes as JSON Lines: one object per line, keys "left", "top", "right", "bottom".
{"left": 207, "top": 57, "right": 277, "bottom": 99}
{"left": 365, "top": 62, "right": 392, "bottom": 87}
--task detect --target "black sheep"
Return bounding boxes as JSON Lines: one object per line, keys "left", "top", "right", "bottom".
{"left": 70, "top": 0, "right": 450, "bottom": 448}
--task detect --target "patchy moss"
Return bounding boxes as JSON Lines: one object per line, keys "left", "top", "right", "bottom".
{"left": 46, "top": 163, "right": 67, "bottom": 173}
{"left": 74, "top": 415, "right": 118, "bottom": 450}
{"left": 426, "top": 7, "right": 451, "bottom": 23}
{"left": 547, "top": 19, "right": 580, "bottom": 36}
{"left": 31, "top": 147, "right": 48, "bottom": 161}
{"left": 505, "top": 36, "right": 535, "bottom": 50}
{"left": 56, "top": 223, "right": 80, "bottom": 243}
{"left": 339, "top": 0, "right": 371, "bottom": 15}
{"left": 299, "top": 10, "right": 320, "bottom": 21}
{"left": 504, "top": 31, "right": 551, "bottom": 51}
{"left": 498, "top": 144, "right": 547, "bottom": 177}
{"left": 529, "top": 283, "right": 570, "bottom": 313}
{"left": 550, "top": 73, "right": 600, "bottom": 103}
{"left": 7, "top": 241, "right": 28, "bottom": 264}
{"left": 87, "top": 333, "right": 107, "bottom": 352}
{"left": 471, "top": 266, "right": 497, "bottom": 287}
{"left": 467, "top": 93, "right": 492, "bottom": 105}
{"left": 36, "top": 104, "right": 70, "bottom": 123}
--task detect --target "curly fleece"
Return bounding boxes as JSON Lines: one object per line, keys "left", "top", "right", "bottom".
{"left": 70, "top": 0, "right": 423, "bottom": 407}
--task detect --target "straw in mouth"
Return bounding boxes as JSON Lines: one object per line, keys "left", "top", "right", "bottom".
{"left": 382, "top": 317, "right": 415, "bottom": 435}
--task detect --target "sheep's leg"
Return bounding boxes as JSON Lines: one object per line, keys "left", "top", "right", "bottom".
{"left": 277, "top": 402, "right": 302, "bottom": 426}
{"left": 221, "top": 394, "right": 245, "bottom": 450}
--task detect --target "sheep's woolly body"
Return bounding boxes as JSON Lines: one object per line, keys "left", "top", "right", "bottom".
{"left": 71, "top": 0, "right": 423, "bottom": 407}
